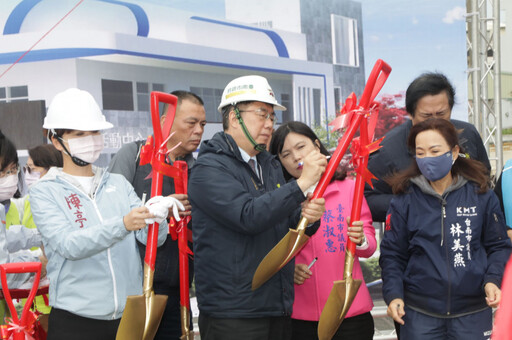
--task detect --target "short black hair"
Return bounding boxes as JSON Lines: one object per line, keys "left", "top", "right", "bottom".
{"left": 0, "top": 130, "right": 18, "bottom": 172}
{"left": 405, "top": 72, "right": 455, "bottom": 117}
{"left": 162, "top": 90, "right": 204, "bottom": 116}
{"left": 0, "top": 130, "right": 22, "bottom": 198}
{"left": 29, "top": 144, "right": 63, "bottom": 169}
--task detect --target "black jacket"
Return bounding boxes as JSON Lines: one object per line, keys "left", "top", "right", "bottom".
{"left": 365, "top": 119, "right": 491, "bottom": 222}
{"left": 189, "top": 132, "right": 305, "bottom": 318}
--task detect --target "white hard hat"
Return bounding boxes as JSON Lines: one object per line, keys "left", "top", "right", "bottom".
{"left": 217, "top": 75, "right": 286, "bottom": 112}
{"left": 43, "top": 88, "right": 113, "bottom": 131}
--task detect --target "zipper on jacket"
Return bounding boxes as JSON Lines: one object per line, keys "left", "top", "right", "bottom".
{"left": 441, "top": 203, "right": 446, "bottom": 246}
{"left": 107, "top": 247, "right": 119, "bottom": 319}
{"left": 91, "top": 198, "right": 119, "bottom": 319}
{"left": 441, "top": 198, "right": 451, "bottom": 315}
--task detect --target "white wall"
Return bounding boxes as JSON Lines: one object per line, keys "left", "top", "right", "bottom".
{"left": 0, "top": 59, "right": 78, "bottom": 106}
{"left": 225, "top": 0, "right": 302, "bottom": 33}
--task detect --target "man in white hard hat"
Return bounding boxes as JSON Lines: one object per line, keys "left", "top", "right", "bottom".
{"left": 108, "top": 90, "right": 206, "bottom": 339}
{"left": 188, "top": 75, "right": 327, "bottom": 340}
{"left": 29, "top": 88, "right": 183, "bottom": 339}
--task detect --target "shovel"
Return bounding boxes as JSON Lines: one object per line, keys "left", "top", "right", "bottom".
{"left": 172, "top": 160, "right": 194, "bottom": 340}
{"left": 116, "top": 92, "right": 179, "bottom": 340}
{"left": 0, "top": 262, "right": 42, "bottom": 340}
{"left": 252, "top": 111, "right": 365, "bottom": 290}
{"left": 317, "top": 59, "right": 392, "bottom": 340}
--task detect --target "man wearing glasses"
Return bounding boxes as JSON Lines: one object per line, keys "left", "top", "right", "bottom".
{"left": 188, "top": 75, "right": 326, "bottom": 340}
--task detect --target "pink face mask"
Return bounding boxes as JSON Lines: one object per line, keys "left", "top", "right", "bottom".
{"left": 65, "top": 134, "right": 104, "bottom": 164}
{"left": 24, "top": 169, "right": 42, "bottom": 189}
{"left": 0, "top": 174, "right": 18, "bottom": 201}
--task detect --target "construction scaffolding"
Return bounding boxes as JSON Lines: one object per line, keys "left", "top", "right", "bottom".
{"left": 467, "top": 0, "right": 503, "bottom": 178}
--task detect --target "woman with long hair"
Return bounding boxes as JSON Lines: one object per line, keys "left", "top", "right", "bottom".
{"left": 380, "top": 118, "right": 511, "bottom": 339}
{"left": 270, "top": 121, "right": 376, "bottom": 340}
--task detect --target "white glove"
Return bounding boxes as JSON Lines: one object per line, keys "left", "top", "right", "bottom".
{"left": 304, "top": 181, "right": 318, "bottom": 196}
{"left": 144, "top": 196, "right": 185, "bottom": 224}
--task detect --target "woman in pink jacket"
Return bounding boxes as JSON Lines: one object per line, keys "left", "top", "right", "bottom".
{"left": 270, "top": 121, "right": 376, "bottom": 340}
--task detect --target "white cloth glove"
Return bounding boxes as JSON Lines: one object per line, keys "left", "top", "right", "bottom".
{"left": 304, "top": 181, "right": 318, "bottom": 197}
{"left": 144, "top": 196, "right": 185, "bottom": 224}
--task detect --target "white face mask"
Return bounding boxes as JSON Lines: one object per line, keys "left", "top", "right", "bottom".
{"left": 65, "top": 134, "right": 104, "bottom": 164}
{"left": 24, "top": 170, "right": 42, "bottom": 189}
{"left": 0, "top": 174, "right": 18, "bottom": 201}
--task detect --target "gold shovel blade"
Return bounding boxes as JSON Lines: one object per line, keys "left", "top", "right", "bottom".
{"left": 142, "top": 291, "right": 168, "bottom": 340}
{"left": 116, "top": 291, "right": 167, "bottom": 340}
{"left": 317, "top": 277, "right": 362, "bottom": 340}
{"left": 116, "top": 295, "right": 146, "bottom": 340}
{"left": 252, "top": 228, "right": 310, "bottom": 290}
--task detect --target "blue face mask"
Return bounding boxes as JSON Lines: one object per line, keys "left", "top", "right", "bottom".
{"left": 415, "top": 150, "right": 454, "bottom": 182}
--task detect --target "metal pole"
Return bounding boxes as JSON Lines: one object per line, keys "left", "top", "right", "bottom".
{"left": 480, "top": 0, "right": 489, "bottom": 155}
{"left": 470, "top": 0, "right": 481, "bottom": 130}
{"left": 493, "top": 0, "right": 503, "bottom": 175}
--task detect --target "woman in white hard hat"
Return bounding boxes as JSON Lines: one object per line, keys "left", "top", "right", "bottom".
{"left": 29, "top": 88, "right": 182, "bottom": 340}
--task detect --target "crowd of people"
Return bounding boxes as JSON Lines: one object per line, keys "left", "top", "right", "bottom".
{"left": 0, "top": 72, "right": 510, "bottom": 340}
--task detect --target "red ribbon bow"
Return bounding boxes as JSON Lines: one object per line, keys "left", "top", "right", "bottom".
{"left": 0, "top": 313, "right": 37, "bottom": 340}
{"left": 139, "top": 135, "right": 182, "bottom": 179}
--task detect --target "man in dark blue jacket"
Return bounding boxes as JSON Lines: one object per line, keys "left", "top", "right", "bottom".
{"left": 365, "top": 73, "right": 490, "bottom": 222}
{"left": 188, "top": 75, "right": 326, "bottom": 340}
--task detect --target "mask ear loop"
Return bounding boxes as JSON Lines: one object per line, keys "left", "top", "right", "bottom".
{"left": 233, "top": 106, "right": 266, "bottom": 152}
{"left": 52, "top": 130, "right": 90, "bottom": 167}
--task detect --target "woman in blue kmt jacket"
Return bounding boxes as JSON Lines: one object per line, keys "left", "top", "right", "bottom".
{"left": 380, "top": 118, "right": 511, "bottom": 340}
{"left": 29, "top": 89, "right": 179, "bottom": 340}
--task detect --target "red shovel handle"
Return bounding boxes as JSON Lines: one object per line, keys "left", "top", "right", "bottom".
{"left": 311, "top": 113, "right": 364, "bottom": 200}
{"left": 150, "top": 92, "right": 178, "bottom": 148}
{"left": 359, "top": 59, "right": 392, "bottom": 109}
{"left": 144, "top": 92, "right": 178, "bottom": 270}
{"left": 346, "top": 118, "right": 370, "bottom": 255}
{"left": 174, "top": 161, "right": 191, "bottom": 309}
{"left": 0, "top": 262, "right": 41, "bottom": 325}
{"left": 311, "top": 60, "right": 391, "bottom": 200}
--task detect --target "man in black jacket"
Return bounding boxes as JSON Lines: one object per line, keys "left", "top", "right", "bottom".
{"left": 108, "top": 90, "right": 206, "bottom": 339}
{"left": 189, "top": 75, "right": 326, "bottom": 340}
{"left": 365, "top": 72, "right": 490, "bottom": 223}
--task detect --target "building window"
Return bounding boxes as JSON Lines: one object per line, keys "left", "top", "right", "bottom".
{"left": 190, "top": 87, "right": 223, "bottom": 123}
{"left": 313, "top": 88, "right": 321, "bottom": 126}
{"left": 0, "top": 88, "right": 6, "bottom": 103}
{"left": 334, "top": 87, "right": 342, "bottom": 112}
{"left": 280, "top": 93, "right": 293, "bottom": 123}
{"left": 153, "top": 83, "right": 165, "bottom": 92}
{"left": 102, "top": 79, "right": 134, "bottom": 111}
{"left": 136, "top": 82, "right": 149, "bottom": 112}
{"left": 331, "top": 14, "right": 359, "bottom": 67}
{"left": 0, "top": 85, "right": 28, "bottom": 102}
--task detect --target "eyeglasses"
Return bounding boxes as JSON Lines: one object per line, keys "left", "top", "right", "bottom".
{"left": 239, "top": 108, "right": 276, "bottom": 126}
{"left": 23, "top": 165, "right": 38, "bottom": 175}
{"left": 0, "top": 164, "right": 19, "bottom": 178}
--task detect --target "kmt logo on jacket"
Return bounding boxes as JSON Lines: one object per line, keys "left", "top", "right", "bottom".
{"left": 456, "top": 206, "right": 477, "bottom": 217}
{"left": 385, "top": 214, "right": 392, "bottom": 231}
